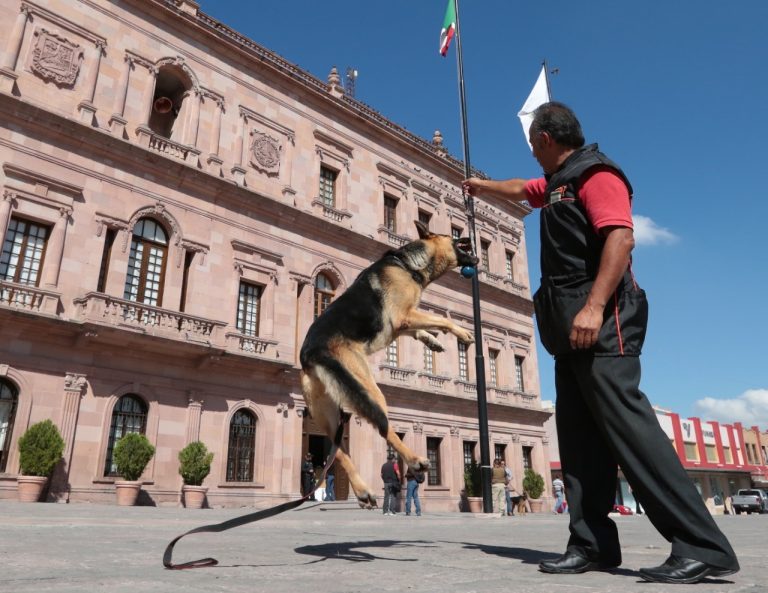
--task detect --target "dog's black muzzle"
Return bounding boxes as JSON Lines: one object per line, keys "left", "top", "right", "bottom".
{"left": 454, "top": 238, "right": 479, "bottom": 267}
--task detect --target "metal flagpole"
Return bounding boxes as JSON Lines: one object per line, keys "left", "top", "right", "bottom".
{"left": 453, "top": 0, "right": 492, "bottom": 514}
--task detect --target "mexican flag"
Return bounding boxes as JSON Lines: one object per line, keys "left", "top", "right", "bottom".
{"left": 439, "top": 0, "right": 456, "bottom": 56}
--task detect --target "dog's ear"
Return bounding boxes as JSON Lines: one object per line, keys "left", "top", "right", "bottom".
{"left": 414, "top": 220, "right": 431, "bottom": 239}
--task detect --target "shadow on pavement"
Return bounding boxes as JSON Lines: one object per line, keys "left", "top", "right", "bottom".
{"left": 294, "top": 539, "right": 436, "bottom": 563}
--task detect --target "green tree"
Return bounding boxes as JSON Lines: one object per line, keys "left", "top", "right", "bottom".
{"left": 464, "top": 460, "right": 481, "bottom": 496}
{"left": 178, "top": 441, "right": 214, "bottom": 486}
{"left": 18, "top": 420, "right": 65, "bottom": 477}
{"left": 113, "top": 433, "right": 155, "bottom": 481}
{"left": 523, "top": 468, "right": 545, "bottom": 499}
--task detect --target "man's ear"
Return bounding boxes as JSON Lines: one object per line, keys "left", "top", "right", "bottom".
{"left": 414, "top": 220, "right": 431, "bottom": 239}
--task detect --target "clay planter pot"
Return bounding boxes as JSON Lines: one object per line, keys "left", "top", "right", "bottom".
{"left": 467, "top": 496, "right": 483, "bottom": 512}
{"left": 17, "top": 476, "right": 48, "bottom": 502}
{"left": 529, "top": 498, "right": 544, "bottom": 513}
{"left": 182, "top": 485, "right": 208, "bottom": 509}
{"left": 115, "top": 480, "right": 142, "bottom": 506}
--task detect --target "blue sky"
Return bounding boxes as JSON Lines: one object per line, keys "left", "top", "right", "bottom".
{"left": 199, "top": 0, "right": 767, "bottom": 427}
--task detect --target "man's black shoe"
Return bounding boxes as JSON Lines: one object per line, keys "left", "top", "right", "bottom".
{"left": 539, "top": 550, "right": 620, "bottom": 574}
{"left": 639, "top": 555, "right": 739, "bottom": 584}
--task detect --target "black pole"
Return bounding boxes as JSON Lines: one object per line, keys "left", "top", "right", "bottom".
{"left": 453, "top": 0, "right": 492, "bottom": 514}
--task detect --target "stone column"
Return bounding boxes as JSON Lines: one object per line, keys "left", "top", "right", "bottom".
{"left": 230, "top": 109, "right": 247, "bottom": 184}
{"left": 109, "top": 55, "right": 133, "bottom": 136}
{"left": 42, "top": 207, "right": 71, "bottom": 289}
{"left": 135, "top": 65, "right": 158, "bottom": 147}
{"left": 77, "top": 40, "right": 105, "bottom": 124}
{"left": 185, "top": 89, "right": 201, "bottom": 148}
{"left": 206, "top": 97, "right": 224, "bottom": 174}
{"left": 0, "top": 190, "right": 14, "bottom": 238}
{"left": 185, "top": 391, "right": 203, "bottom": 444}
{"left": 52, "top": 373, "right": 88, "bottom": 502}
{"left": 0, "top": 4, "right": 30, "bottom": 93}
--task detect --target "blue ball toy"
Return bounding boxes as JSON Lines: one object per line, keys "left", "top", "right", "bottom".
{"left": 460, "top": 266, "right": 476, "bottom": 278}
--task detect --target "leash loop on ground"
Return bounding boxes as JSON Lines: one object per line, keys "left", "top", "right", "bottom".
{"left": 163, "top": 419, "right": 345, "bottom": 569}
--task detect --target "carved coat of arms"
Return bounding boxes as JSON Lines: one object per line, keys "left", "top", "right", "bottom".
{"left": 250, "top": 131, "right": 281, "bottom": 173}
{"left": 31, "top": 28, "right": 83, "bottom": 86}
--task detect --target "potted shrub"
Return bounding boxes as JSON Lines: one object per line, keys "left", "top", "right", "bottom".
{"left": 113, "top": 433, "right": 155, "bottom": 506}
{"left": 523, "top": 468, "right": 546, "bottom": 512}
{"left": 462, "top": 460, "right": 483, "bottom": 512}
{"left": 178, "top": 441, "right": 213, "bottom": 509}
{"left": 17, "top": 420, "right": 65, "bottom": 502}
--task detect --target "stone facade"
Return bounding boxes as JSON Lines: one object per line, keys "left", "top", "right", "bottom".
{"left": 0, "top": 0, "right": 550, "bottom": 510}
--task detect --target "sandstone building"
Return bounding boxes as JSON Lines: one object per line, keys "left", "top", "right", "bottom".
{"left": 0, "top": 0, "right": 550, "bottom": 510}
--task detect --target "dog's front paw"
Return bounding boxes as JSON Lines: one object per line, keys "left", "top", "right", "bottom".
{"left": 456, "top": 327, "right": 475, "bottom": 344}
{"left": 411, "top": 457, "right": 430, "bottom": 472}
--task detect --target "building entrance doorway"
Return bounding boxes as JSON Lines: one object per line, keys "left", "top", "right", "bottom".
{"left": 302, "top": 412, "right": 349, "bottom": 501}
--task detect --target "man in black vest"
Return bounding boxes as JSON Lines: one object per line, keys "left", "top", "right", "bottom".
{"left": 463, "top": 102, "right": 738, "bottom": 584}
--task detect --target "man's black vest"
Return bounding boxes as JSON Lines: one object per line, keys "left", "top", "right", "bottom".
{"left": 533, "top": 144, "right": 648, "bottom": 357}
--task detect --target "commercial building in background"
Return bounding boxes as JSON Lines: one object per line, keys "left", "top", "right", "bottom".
{"left": 545, "top": 403, "right": 767, "bottom": 515}
{"left": 0, "top": 0, "right": 551, "bottom": 510}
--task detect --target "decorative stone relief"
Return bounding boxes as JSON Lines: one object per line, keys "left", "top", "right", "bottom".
{"left": 31, "top": 28, "right": 83, "bottom": 87}
{"left": 412, "top": 422, "right": 423, "bottom": 435}
{"left": 250, "top": 131, "right": 281, "bottom": 174}
{"left": 450, "top": 425, "right": 460, "bottom": 437}
{"left": 63, "top": 373, "right": 87, "bottom": 396}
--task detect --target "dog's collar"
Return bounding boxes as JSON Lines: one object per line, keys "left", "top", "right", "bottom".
{"left": 388, "top": 254, "right": 427, "bottom": 287}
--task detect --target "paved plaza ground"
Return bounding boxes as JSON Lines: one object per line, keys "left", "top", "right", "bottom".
{"left": 0, "top": 500, "right": 764, "bottom": 593}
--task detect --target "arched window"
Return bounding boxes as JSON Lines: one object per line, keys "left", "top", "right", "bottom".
{"left": 104, "top": 394, "right": 148, "bottom": 476}
{"left": 226, "top": 409, "right": 256, "bottom": 482}
{"left": 314, "top": 273, "right": 335, "bottom": 319}
{"left": 123, "top": 218, "right": 168, "bottom": 307}
{"left": 148, "top": 66, "right": 191, "bottom": 140}
{"left": 0, "top": 378, "right": 19, "bottom": 472}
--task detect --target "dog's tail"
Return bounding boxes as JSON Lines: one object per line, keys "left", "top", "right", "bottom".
{"left": 303, "top": 353, "right": 389, "bottom": 438}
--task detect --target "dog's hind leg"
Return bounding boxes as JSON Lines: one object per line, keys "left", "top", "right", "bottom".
{"left": 336, "top": 348, "right": 431, "bottom": 473}
{"left": 301, "top": 368, "right": 378, "bottom": 509}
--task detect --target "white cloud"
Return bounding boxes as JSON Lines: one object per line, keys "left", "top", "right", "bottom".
{"left": 693, "top": 389, "right": 768, "bottom": 428}
{"left": 632, "top": 214, "right": 679, "bottom": 246}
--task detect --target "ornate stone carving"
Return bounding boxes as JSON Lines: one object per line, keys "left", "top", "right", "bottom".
{"left": 64, "top": 373, "right": 87, "bottom": 395}
{"left": 31, "top": 28, "right": 83, "bottom": 86}
{"left": 412, "top": 422, "right": 423, "bottom": 435}
{"left": 450, "top": 425, "right": 460, "bottom": 437}
{"left": 511, "top": 433, "right": 520, "bottom": 443}
{"left": 250, "top": 131, "right": 281, "bottom": 173}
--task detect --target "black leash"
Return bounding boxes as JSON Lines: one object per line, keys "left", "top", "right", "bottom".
{"left": 163, "top": 419, "right": 345, "bottom": 570}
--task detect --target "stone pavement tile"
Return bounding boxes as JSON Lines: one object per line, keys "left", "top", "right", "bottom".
{"left": 0, "top": 501, "right": 763, "bottom": 593}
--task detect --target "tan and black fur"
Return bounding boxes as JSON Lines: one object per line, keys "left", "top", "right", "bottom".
{"left": 299, "top": 221, "right": 478, "bottom": 508}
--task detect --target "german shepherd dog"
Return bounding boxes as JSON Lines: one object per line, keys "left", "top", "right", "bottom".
{"left": 300, "top": 221, "right": 479, "bottom": 508}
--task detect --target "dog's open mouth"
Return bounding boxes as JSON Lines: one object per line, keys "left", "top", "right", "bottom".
{"left": 455, "top": 238, "right": 479, "bottom": 264}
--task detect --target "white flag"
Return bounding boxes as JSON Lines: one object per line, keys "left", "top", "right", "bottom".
{"left": 517, "top": 66, "right": 551, "bottom": 149}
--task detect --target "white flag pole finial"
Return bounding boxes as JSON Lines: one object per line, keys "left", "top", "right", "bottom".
{"left": 517, "top": 64, "right": 552, "bottom": 150}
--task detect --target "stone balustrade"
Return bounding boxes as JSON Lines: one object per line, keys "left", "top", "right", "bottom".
{"left": 0, "top": 280, "right": 60, "bottom": 315}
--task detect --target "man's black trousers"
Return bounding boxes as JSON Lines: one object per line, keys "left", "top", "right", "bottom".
{"left": 555, "top": 353, "right": 738, "bottom": 570}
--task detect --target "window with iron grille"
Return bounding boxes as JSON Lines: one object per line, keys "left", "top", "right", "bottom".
{"left": 514, "top": 355, "right": 525, "bottom": 392}
{"left": 387, "top": 340, "right": 399, "bottom": 366}
{"left": 236, "top": 281, "right": 262, "bottom": 336}
{"left": 0, "top": 217, "right": 49, "bottom": 287}
{"left": 0, "top": 378, "right": 19, "bottom": 473}
{"left": 418, "top": 210, "right": 432, "bottom": 230}
{"left": 227, "top": 409, "right": 256, "bottom": 482}
{"left": 505, "top": 250, "right": 514, "bottom": 281}
{"left": 427, "top": 437, "right": 442, "bottom": 486}
{"left": 451, "top": 226, "right": 462, "bottom": 241}
{"left": 489, "top": 349, "right": 499, "bottom": 386}
{"left": 384, "top": 195, "right": 398, "bottom": 232}
{"left": 319, "top": 166, "right": 337, "bottom": 208}
{"left": 494, "top": 443, "right": 506, "bottom": 462}
{"left": 463, "top": 441, "right": 476, "bottom": 466}
{"left": 104, "top": 394, "right": 148, "bottom": 476}
{"left": 423, "top": 345, "right": 435, "bottom": 374}
{"left": 480, "top": 240, "right": 490, "bottom": 271}
{"left": 314, "top": 273, "right": 334, "bottom": 319}
{"left": 458, "top": 341, "right": 468, "bottom": 381}
{"left": 522, "top": 445, "right": 533, "bottom": 470}
{"left": 123, "top": 218, "right": 168, "bottom": 306}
